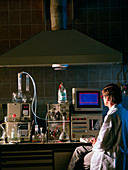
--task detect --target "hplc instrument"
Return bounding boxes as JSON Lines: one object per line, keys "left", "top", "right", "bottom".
{"left": 71, "top": 88, "right": 103, "bottom": 141}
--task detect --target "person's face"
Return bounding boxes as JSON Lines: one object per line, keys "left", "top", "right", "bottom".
{"left": 102, "top": 95, "right": 109, "bottom": 106}
{"left": 103, "top": 96, "right": 107, "bottom": 106}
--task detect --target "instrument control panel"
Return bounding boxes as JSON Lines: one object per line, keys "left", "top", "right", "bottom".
{"left": 71, "top": 114, "right": 102, "bottom": 141}
{"left": 7, "top": 103, "right": 31, "bottom": 121}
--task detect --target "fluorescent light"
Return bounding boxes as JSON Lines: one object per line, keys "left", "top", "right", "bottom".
{"left": 52, "top": 64, "right": 68, "bottom": 70}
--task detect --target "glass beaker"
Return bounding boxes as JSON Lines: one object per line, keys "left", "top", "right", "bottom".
{"left": 9, "top": 125, "right": 21, "bottom": 143}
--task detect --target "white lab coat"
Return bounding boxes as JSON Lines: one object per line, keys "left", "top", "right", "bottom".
{"left": 90, "top": 104, "right": 128, "bottom": 170}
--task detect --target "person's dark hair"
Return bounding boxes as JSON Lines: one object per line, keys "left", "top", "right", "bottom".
{"left": 102, "top": 83, "right": 122, "bottom": 104}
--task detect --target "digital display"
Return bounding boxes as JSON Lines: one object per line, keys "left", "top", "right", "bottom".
{"left": 72, "top": 88, "right": 103, "bottom": 111}
{"left": 23, "top": 105, "right": 29, "bottom": 109}
{"left": 22, "top": 105, "right": 29, "bottom": 109}
{"left": 22, "top": 104, "right": 29, "bottom": 117}
{"left": 79, "top": 93, "right": 98, "bottom": 106}
{"left": 76, "top": 90, "right": 101, "bottom": 109}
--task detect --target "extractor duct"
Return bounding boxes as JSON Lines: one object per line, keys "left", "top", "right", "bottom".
{"left": 50, "top": 0, "right": 67, "bottom": 30}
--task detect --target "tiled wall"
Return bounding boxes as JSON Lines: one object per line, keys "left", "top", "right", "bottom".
{"left": 0, "top": 0, "right": 128, "bottom": 121}
{"left": 0, "top": 65, "right": 123, "bottom": 102}
{"left": 0, "top": 64, "right": 124, "bottom": 120}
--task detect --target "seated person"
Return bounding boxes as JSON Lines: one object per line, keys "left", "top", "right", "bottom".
{"left": 68, "top": 83, "right": 128, "bottom": 170}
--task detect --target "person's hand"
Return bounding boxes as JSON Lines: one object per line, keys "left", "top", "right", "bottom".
{"left": 90, "top": 138, "right": 97, "bottom": 145}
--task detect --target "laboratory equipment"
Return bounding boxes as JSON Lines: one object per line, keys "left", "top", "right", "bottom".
{"left": 32, "top": 125, "right": 40, "bottom": 142}
{"left": 71, "top": 114, "right": 102, "bottom": 141}
{"left": 12, "top": 73, "right": 32, "bottom": 103}
{"left": 6, "top": 122, "right": 31, "bottom": 142}
{"left": 71, "top": 88, "right": 103, "bottom": 141}
{"left": 5, "top": 71, "right": 38, "bottom": 143}
{"left": 72, "top": 88, "right": 103, "bottom": 111}
{"left": 0, "top": 124, "right": 6, "bottom": 143}
{"left": 59, "top": 115, "right": 69, "bottom": 142}
{"left": 7, "top": 103, "right": 31, "bottom": 122}
{"left": 8, "top": 124, "right": 20, "bottom": 143}
{"left": 40, "top": 127, "right": 45, "bottom": 143}
{"left": 47, "top": 102, "right": 70, "bottom": 142}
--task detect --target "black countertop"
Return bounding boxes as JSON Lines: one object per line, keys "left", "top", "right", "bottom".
{"left": 0, "top": 141, "right": 91, "bottom": 152}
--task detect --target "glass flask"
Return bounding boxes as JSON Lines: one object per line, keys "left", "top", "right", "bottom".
{"left": 32, "top": 125, "right": 40, "bottom": 142}
{"left": 59, "top": 116, "right": 69, "bottom": 142}
{"left": 0, "top": 124, "right": 5, "bottom": 143}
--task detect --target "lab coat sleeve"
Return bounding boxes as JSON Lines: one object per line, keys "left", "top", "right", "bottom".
{"left": 92, "top": 113, "right": 121, "bottom": 151}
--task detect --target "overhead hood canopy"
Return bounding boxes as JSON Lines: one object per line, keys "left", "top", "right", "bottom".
{"left": 0, "top": 30, "right": 122, "bottom": 67}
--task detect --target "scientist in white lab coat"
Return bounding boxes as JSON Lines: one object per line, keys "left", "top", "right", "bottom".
{"left": 68, "top": 83, "right": 128, "bottom": 170}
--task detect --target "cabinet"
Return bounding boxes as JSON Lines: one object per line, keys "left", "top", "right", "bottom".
{"left": 0, "top": 143, "right": 90, "bottom": 170}
{"left": 1, "top": 149, "right": 53, "bottom": 170}
{"left": 54, "top": 151, "right": 73, "bottom": 170}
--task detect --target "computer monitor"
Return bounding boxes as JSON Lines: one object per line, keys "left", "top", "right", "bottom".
{"left": 72, "top": 88, "right": 103, "bottom": 112}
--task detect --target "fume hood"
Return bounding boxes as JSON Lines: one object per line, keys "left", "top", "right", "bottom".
{"left": 0, "top": 30, "right": 122, "bottom": 67}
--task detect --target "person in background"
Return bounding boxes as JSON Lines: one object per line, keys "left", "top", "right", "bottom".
{"left": 68, "top": 83, "right": 128, "bottom": 170}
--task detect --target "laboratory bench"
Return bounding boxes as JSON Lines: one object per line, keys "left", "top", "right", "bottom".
{"left": 0, "top": 142, "right": 91, "bottom": 170}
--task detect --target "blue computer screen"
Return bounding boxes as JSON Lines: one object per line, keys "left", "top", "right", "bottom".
{"left": 79, "top": 93, "right": 98, "bottom": 106}
{"left": 76, "top": 90, "right": 101, "bottom": 109}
